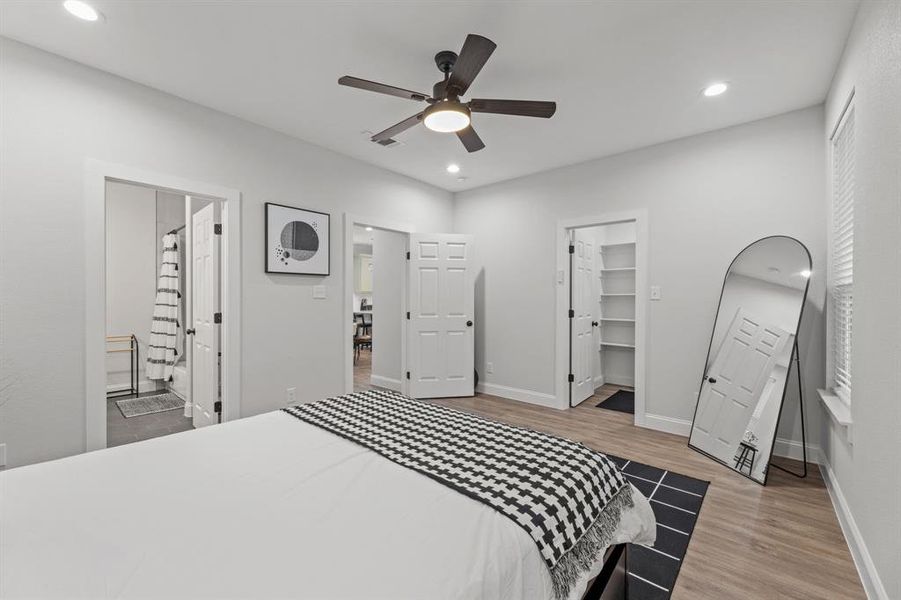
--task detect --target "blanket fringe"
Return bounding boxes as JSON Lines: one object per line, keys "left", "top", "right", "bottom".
{"left": 549, "top": 484, "right": 635, "bottom": 600}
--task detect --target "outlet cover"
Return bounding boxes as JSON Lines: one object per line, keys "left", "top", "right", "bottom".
{"left": 312, "top": 285, "right": 327, "bottom": 299}
{"left": 650, "top": 285, "right": 662, "bottom": 301}
{"left": 286, "top": 387, "right": 297, "bottom": 406}
{"left": 0, "top": 443, "right": 6, "bottom": 468}
{"left": 486, "top": 362, "right": 494, "bottom": 374}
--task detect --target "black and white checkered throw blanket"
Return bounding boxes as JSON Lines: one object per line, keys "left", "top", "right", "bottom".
{"left": 283, "top": 389, "right": 633, "bottom": 599}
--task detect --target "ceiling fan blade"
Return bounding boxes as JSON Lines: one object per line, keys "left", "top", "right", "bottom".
{"left": 469, "top": 99, "right": 557, "bottom": 118}
{"left": 371, "top": 112, "right": 424, "bottom": 142}
{"left": 338, "top": 76, "right": 430, "bottom": 102}
{"left": 446, "top": 34, "right": 497, "bottom": 96}
{"left": 456, "top": 126, "right": 485, "bottom": 153}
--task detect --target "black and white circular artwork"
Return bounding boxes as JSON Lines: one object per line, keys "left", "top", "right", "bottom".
{"left": 280, "top": 221, "right": 319, "bottom": 261}
{"left": 266, "top": 203, "right": 330, "bottom": 275}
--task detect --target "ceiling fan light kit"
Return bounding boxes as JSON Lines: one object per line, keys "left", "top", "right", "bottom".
{"left": 338, "top": 34, "right": 556, "bottom": 152}
{"left": 423, "top": 101, "right": 471, "bottom": 133}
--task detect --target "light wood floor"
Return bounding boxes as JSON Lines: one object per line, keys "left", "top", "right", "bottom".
{"left": 353, "top": 355, "right": 865, "bottom": 599}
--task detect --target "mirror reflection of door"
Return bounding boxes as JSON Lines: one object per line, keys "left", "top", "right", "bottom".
{"left": 689, "top": 236, "right": 811, "bottom": 485}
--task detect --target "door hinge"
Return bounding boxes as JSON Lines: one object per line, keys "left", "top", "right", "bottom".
{"left": 406, "top": 371, "right": 411, "bottom": 380}
{"left": 214, "top": 400, "right": 222, "bottom": 413}
{"left": 406, "top": 251, "right": 411, "bottom": 260}
{"left": 568, "top": 244, "right": 575, "bottom": 254}
{"left": 568, "top": 374, "right": 575, "bottom": 383}
{"left": 406, "top": 311, "right": 410, "bottom": 320}
{"left": 568, "top": 309, "right": 575, "bottom": 318}
{"left": 214, "top": 312, "right": 222, "bottom": 324}
{"left": 214, "top": 223, "right": 222, "bottom": 235}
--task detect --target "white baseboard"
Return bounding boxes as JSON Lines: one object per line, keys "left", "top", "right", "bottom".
{"left": 605, "top": 376, "right": 635, "bottom": 387}
{"left": 643, "top": 413, "right": 692, "bottom": 437}
{"left": 818, "top": 450, "right": 888, "bottom": 600}
{"left": 476, "top": 382, "right": 557, "bottom": 408}
{"left": 370, "top": 374, "right": 401, "bottom": 392}
{"left": 593, "top": 375, "right": 605, "bottom": 388}
{"left": 771, "top": 437, "right": 820, "bottom": 464}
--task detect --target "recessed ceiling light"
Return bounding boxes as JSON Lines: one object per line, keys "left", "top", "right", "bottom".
{"left": 63, "top": 0, "right": 101, "bottom": 21}
{"left": 703, "top": 82, "right": 728, "bottom": 97}
{"left": 446, "top": 164, "right": 460, "bottom": 174}
{"left": 365, "top": 227, "right": 373, "bottom": 232}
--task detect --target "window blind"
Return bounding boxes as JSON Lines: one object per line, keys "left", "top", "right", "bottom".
{"left": 831, "top": 106, "right": 854, "bottom": 402}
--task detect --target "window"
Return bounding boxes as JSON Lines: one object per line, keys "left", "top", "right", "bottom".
{"left": 830, "top": 104, "right": 855, "bottom": 403}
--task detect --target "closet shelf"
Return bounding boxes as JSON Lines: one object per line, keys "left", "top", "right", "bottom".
{"left": 600, "top": 293, "right": 636, "bottom": 297}
{"left": 600, "top": 318, "right": 635, "bottom": 323}
{"left": 600, "top": 341, "right": 636, "bottom": 349}
{"left": 600, "top": 242, "right": 636, "bottom": 249}
{"left": 600, "top": 267, "right": 636, "bottom": 273}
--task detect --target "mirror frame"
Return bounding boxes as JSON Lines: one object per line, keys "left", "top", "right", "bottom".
{"left": 688, "top": 235, "right": 812, "bottom": 485}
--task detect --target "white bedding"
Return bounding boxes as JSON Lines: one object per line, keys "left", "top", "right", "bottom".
{"left": 0, "top": 411, "right": 655, "bottom": 600}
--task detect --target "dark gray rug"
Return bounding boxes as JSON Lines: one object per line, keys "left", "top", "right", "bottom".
{"left": 606, "top": 455, "right": 709, "bottom": 600}
{"left": 116, "top": 392, "right": 185, "bottom": 418}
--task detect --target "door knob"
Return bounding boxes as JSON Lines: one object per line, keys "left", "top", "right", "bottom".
{"left": 591, "top": 321, "right": 599, "bottom": 327}
{"left": 466, "top": 320, "right": 473, "bottom": 327}
{"left": 706, "top": 376, "right": 717, "bottom": 384}
{"left": 185, "top": 328, "right": 196, "bottom": 335}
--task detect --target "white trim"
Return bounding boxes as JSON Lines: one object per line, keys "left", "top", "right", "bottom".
{"left": 85, "top": 159, "right": 242, "bottom": 452}
{"left": 554, "top": 209, "right": 649, "bottom": 426}
{"left": 593, "top": 375, "right": 606, "bottom": 389}
{"left": 343, "top": 213, "right": 414, "bottom": 396}
{"left": 475, "top": 382, "right": 557, "bottom": 408}
{"left": 771, "top": 438, "right": 820, "bottom": 464}
{"left": 818, "top": 450, "right": 888, "bottom": 600}
{"left": 643, "top": 413, "right": 692, "bottom": 437}
{"left": 369, "top": 375, "right": 402, "bottom": 392}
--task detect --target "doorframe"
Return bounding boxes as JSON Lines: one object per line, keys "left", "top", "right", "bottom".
{"left": 84, "top": 159, "right": 242, "bottom": 451}
{"left": 342, "top": 213, "right": 414, "bottom": 396}
{"left": 554, "top": 210, "right": 648, "bottom": 426}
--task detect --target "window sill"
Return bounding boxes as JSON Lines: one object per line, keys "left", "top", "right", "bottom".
{"left": 818, "top": 388, "right": 853, "bottom": 444}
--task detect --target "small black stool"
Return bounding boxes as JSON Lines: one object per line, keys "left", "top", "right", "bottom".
{"left": 734, "top": 442, "right": 758, "bottom": 475}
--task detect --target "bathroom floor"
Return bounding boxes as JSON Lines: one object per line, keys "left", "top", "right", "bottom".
{"left": 107, "top": 389, "right": 194, "bottom": 448}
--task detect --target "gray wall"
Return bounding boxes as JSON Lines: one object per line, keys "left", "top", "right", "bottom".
{"left": 822, "top": 2, "right": 901, "bottom": 597}
{"left": 105, "top": 181, "right": 157, "bottom": 393}
{"left": 0, "top": 39, "right": 453, "bottom": 468}
{"left": 371, "top": 229, "right": 406, "bottom": 389}
{"left": 453, "top": 106, "right": 827, "bottom": 452}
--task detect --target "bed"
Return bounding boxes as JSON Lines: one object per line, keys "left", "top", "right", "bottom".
{"left": 0, "top": 391, "right": 655, "bottom": 600}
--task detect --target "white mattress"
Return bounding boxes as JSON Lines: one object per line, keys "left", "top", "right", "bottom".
{"left": 0, "top": 411, "right": 655, "bottom": 600}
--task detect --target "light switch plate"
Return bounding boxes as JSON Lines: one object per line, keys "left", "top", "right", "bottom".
{"left": 286, "top": 387, "right": 296, "bottom": 406}
{"left": 312, "top": 285, "right": 327, "bottom": 299}
{"left": 0, "top": 443, "right": 6, "bottom": 468}
{"left": 650, "top": 286, "right": 662, "bottom": 301}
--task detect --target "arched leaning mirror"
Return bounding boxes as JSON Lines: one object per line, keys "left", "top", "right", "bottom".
{"left": 689, "top": 236, "right": 811, "bottom": 485}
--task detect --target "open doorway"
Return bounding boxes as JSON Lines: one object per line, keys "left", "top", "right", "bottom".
{"left": 104, "top": 181, "right": 224, "bottom": 447}
{"left": 85, "top": 160, "right": 242, "bottom": 452}
{"left": 570, "top": 222, "right": 637, "bottom": 411}
{"left": 343, "top": 215, "right": 476, "bottom": 399}
{"left": 344, "top": 216, "right": 410, "bottom": 394}
{"left": 555, "top": 211, "right": 647, "bottom": 425}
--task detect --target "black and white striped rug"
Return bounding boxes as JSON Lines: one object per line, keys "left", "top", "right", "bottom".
{"left": 606, "top": 455, "right": 709, "bottom": 599}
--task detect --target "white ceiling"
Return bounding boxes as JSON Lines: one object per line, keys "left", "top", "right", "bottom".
{"left": 0, "top": 1, "right": 858, "bottom": 192}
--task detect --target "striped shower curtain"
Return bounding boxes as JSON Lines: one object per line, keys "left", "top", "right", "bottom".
{"left": 146, "top": 233, "right": 183, "bottom": 382}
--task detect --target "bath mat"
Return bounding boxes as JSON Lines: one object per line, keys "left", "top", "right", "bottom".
{"left": 116, "top": 392, "right": 185, "bottom": 418}
{"left": 595, "top": 390, "right": 634, "bottom": 414}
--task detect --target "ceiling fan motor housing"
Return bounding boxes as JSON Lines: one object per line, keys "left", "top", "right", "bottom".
{"left": 434, "top": 50, "right": 458, "bottom": 74}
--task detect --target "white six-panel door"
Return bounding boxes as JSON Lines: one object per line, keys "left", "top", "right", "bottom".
{"left": 571, "top": 229, "right": 595, "bottom": 406}
{"left": 191, "top": 202, "right": 220, "bottom": 428}
{"left": 407, "top": 233, "right": 475, "bottom": 399}
{"left": 691, "top": 308, "right": 791, "bottom": 463}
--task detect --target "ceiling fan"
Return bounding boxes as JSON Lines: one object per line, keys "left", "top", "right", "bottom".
{"left": 338, "top": 34, "right": 556, "bottom": 152}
